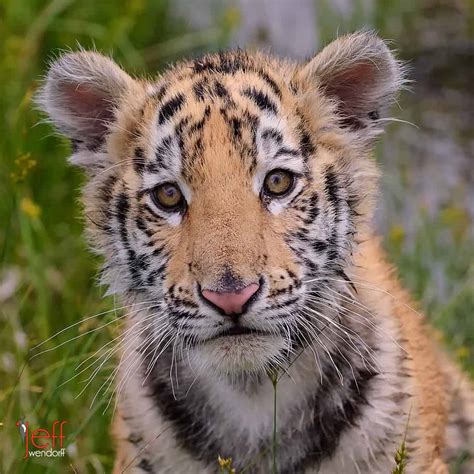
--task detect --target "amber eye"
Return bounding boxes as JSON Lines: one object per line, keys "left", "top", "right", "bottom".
{"left": 263, "top": 169, "right": 295, "bottom": 197}
{"left": 151, "top": 183, "right": 185, "bottom": 211}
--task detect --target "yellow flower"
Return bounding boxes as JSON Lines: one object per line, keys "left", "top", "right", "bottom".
{"left": 20, "top": 197, "right": 41, "bottom": 219}
{"left": 222, "top": 6, "right": 241, "bottom": 31}
{"left": 218, "top": 455, "right": 235, "bottom": 473}
{"left": 440, "top": 206, "right": 469, "bottom": 241}
{"left": 456, "top": 346, "right": 470, "bottom": 360}
{"left": 389, "top": 225, "right": 405, "bottom": 248}
{"left": 432, "top": 328, "right": 445, "bottom": 343}
{"left": 11, "top": 153, "right": 37, "bottom": 183}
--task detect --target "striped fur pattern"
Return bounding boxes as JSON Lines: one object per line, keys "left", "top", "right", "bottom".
{"left": 38, "top": 32, "right": 474, "bottom": 473}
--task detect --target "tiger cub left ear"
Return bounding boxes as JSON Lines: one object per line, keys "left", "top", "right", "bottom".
{"left": 296, "top": 31, "right": 404, "bottom": 136}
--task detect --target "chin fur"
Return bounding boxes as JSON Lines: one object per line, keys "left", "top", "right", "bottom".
{"left": 187, "top": 334, "right": 288, "bottom": 377}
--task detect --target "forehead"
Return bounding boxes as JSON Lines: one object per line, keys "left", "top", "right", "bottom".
{"left": 136, "top": 52, "right": 306, "bottom": 186}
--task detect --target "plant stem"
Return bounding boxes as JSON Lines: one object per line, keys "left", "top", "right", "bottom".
{"left": 270, "top": 370, "right": 278, "bottom": 474}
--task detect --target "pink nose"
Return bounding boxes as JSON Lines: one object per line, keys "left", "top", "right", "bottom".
{"left": 201, "top": 283, "right": 260, "bottom": 315}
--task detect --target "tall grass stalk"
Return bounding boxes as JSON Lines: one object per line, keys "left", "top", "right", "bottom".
{"left": 267, "top": 368, "right": 279, "bottom": 474}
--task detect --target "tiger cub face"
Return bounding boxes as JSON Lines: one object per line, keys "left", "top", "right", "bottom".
{"left": 39, "top": 32, "right": 402, "bottom": 376}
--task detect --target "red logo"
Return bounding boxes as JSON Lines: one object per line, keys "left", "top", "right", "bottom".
{"left": 16, "top": 420, "right": 68, "bottom": 459}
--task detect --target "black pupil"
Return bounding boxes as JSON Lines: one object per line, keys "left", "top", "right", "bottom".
{"left": 271, "top": 174, "right": 284, "bottom": 186}
{"left": 164, "top": 185, "right": 176, "bottom": 199}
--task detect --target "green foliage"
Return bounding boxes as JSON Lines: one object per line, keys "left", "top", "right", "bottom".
{"left": 391, "top": 409, "right": 411, "bottom": 474}
{"left": 392, "top": 439, "right": 408, "bottom": 474}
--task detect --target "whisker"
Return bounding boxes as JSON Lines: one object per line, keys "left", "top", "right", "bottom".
{"left": 110, "top": 319, "right": 172, "bottom": 400}
{"left": 57, "top": 313, "right": 159, "bottom": 391}
{"left": 75, "top": 307, "right": 162, "bottom": 371}
{"left": 313, "top": 285, "right": 407, "bottom": 353}
{"left": 78, "top": 319, "right": 161, "bottom": 402}
{"left": 305, "top": 276, "right": 424, "bottom": 319}
{"left": 300, "top": 305, "right": 379, "bottom": 375}
{"left": 31, "top": 300, "right": 158, "bottom": 351}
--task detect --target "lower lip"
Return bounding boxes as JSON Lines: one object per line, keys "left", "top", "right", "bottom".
{"left": 212, "top": 327, "right": 266, "bottom": 339}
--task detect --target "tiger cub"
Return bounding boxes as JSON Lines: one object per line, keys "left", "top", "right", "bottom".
{"left": 38, "top": 32, "right": 474, "bottom": 473}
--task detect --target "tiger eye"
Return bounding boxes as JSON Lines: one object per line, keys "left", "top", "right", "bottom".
{"left": 263, "top": 169, "right": 295, "bottom": 197}
{"left": 151, "top": 183, "right": 184, "bottom": 211}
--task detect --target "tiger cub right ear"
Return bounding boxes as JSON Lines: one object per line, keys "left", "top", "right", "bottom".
{"left": 37, "top": 51, "right": 138, "bottom": 153}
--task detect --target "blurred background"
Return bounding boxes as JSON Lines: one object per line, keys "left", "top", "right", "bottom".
{"left": 0, "top": 0, "right": 473, "bottom": 472}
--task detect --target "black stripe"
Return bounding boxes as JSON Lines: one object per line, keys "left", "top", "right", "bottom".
{"left": 137, "top": 458, "right": 153, "bottom": 472}
{"left": 116, "top": 191, "right": 144, "bottom": 288}
{"left": 151, "top": 245, "right": 165, "bottom": 257}
{"left": 266, "top": 297, "right": 299, "bottom": 311}
{"left": 192, "top": 57, "right": 215, "bottom": 74}
{"left": 287, "top": 187, "right": 305, "bottom": 207}
{"left": 192, "top": 50, "right": 249, "bottom": 75}
{"left": 303, "top": 256, "right": 319, "bottom": 274}
{"left": 303, "top": 193, "right": 319, "bottom": 223}
{"left": 214, "top": 80, "right": 229, "bottom": 98}
{"left": 229, "top": 117, "right": 242, "bottom": 140}
{"left": 154, "top": 135, "right": 173, "bottom": 169}
{"left": 324, "top": 166, "right": 342, "bottom": 265}
{"left": 116, "top": 192, "right": 129, "bottom": 230}
{"left": 145, "top": 362, "right": 221, "bottom": 466}
{"left": 274, "top": 147, "right": 299, "bottom": 158}
{"left": 158, "top": 94, "right": 185, "bottom": 125}
{"left": 311, "top": 239, "right": 328, "bottom": 252}
{"left": 339, "top": 115, "right": 366, "bottom": 130}
{"left": 153, "top": 83, "right": 168, "bottom": 102}
{"left": 97, "top": 174, "right": 118, "bottom": 207}
{"left": 136, "top": 253, "right": 150, "bottom": 270}
{"left": 326, "top": 249, "right": 339, "bottom": 261}
{"left": 368, "top": 110, "right": 379, "bottom": 120}
{"left": 298, "top": 124, "right": 315, "bottom": 158}
{"left": 261, "top": 128, "right": 283, "bottom": 144}
{"left": 146, "top": 266, "right": 165, "bottom": 285}
{"left": 175, "top": 116, "right": 190, "bottom": 135}
{"left": 257, "top": 70, "right": 282, "bottom": 98}
{"left": 242, "top": 87, "right": 277, "bottom": 114}
{"left": 71, "top": 139, "right": 82, "bottom": 153}
{"left": 143, "top": 203, "right": 164, "bottom": 222}
{"left": 134, "top": 147, "right": 146, "bottom": 174}
{"left": 136, "top": 216, "right": 154, "bottom": 238}
{"left": 288, "top": 365, "right": 376, "bottom": 473}
{"left": 324, "top": 167, "right": 339, "bottom": 209}
{"left": 193, "top": 79, "right": 207, "bottom": 101}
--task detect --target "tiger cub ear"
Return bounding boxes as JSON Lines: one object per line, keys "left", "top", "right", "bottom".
{"left": 37, "top": 51, "right": 139, "bottom": 157}
{"left": 296, "top": 31, "right": 404, "bottom": 138}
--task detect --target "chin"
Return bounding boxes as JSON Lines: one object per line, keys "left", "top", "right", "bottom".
{"left": 187, "top": 334, "right": 288, "bottom": 377}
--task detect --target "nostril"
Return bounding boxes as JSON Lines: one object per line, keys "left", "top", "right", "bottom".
{"left": 201, "top": 283, "right": 260, "bottom": 315}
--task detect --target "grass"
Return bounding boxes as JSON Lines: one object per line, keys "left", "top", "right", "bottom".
{"left": 0, "top": 1, "right": 472, "bottom": 472}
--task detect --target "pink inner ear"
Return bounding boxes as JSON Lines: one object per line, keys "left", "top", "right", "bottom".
{"left": 339, "top": 62, "right": 377, "bottom": 83}
{"left": 62, "top": 82, "right": 112, "bottom": 136}
{"left": 327, "top": 62, "right": 377, "bottom": 110}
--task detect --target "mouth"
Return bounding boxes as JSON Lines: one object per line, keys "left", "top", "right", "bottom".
{"left": 188, "top": 325, "right": 287, "bottom": 375}
{"left": 209, "top": 325, "right": 268, "bottom": 340}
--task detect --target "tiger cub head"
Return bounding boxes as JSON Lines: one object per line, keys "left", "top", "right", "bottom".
{"left": 39, "top": 32, "right": 402, "bottom": 376}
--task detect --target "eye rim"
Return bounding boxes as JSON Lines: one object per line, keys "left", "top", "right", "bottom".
{"left": 262, "top": 168, "right": 296, "bottom": 198}
{"left": 150, "top": 182, "right": 186, "bottom": 212}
